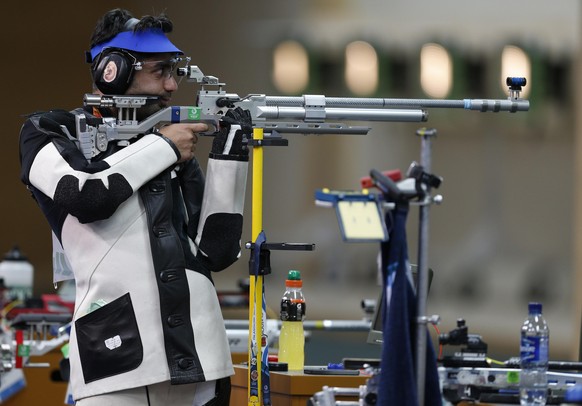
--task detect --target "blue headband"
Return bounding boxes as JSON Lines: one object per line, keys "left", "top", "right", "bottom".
{"left": 89, "top": 29, "right": 183, "bottom": 62}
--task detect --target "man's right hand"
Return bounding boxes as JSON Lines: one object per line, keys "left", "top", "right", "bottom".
{"left": 158, "top": 123, "right": 208, "bottom": 162}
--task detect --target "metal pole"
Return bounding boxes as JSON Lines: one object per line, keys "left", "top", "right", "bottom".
{"left": 248, "top": 128, "right": 264, "bottom": 406}
{"left": 415, "top": 127, "right": 437, "bottom": 405}
{"left": 225, "top": 319, "right": 372, "bottom": 331}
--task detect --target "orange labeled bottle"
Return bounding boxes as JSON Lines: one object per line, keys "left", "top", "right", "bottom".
{"left": 278, "top": 270, "right": 306, "bottom": 371}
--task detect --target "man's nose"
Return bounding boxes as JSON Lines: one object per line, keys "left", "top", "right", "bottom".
{"left": 165, "top": 75, "right": 178, "bottom": 92}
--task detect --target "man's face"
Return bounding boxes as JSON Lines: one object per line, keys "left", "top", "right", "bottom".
{"left": 125, "top": 52, "right": 179, "bottom": 120}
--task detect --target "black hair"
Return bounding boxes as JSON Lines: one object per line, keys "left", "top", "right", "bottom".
{"left": 89, "top": 8, "right": 174, "bottom": 50}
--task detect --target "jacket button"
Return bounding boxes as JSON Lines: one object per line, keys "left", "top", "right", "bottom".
{"left": 149, "top": 183, "right": 165, "bottom": 193}
{"left": 167, "top": 314, "right": 184, "bottom": 327}
{"left": 178, "top": 358, "right": 192, "bottom": 369}
{"left": 160, "top": 270, "right": 178, "bottom": 282}
{"left": 153, "top": 227, "right": 167, "bottom": 237}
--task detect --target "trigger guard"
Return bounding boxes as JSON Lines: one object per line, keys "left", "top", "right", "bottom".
{"left": 200, "top": 119, "right": 220, "bottom": 136}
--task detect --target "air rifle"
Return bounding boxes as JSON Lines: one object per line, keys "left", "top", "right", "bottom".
{"left": 75, "top": 66, "right": 529, "bottom": 160}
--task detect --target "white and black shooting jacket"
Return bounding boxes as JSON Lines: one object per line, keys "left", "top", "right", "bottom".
{"left": 19, "top": 107, "right": 248, "bottom": 400}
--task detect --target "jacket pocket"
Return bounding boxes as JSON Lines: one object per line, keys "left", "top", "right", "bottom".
{"left": 75, "top": 292, "right": 143, "bottom": 383}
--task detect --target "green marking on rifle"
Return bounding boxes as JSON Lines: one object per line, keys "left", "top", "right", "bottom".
{"left": 188, "top": 107, "right": 201, "bottom": 120}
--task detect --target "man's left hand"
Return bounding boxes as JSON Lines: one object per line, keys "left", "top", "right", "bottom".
{"left": 211, "top": 107, "right": 252, "bottom": 157}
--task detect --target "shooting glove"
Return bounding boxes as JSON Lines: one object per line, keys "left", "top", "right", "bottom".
{"left": 210, "top": 107, "right": 251, "bottom": 160}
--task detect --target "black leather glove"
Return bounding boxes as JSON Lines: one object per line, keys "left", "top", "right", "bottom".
{"left": 211, "top": 107, "right": 251, "bottom": 158}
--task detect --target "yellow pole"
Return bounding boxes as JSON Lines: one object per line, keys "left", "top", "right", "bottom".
{"left": 248, "top": 128, "right": 264, "bottom": 406}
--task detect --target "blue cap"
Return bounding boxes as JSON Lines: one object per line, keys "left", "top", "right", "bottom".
{"left": 528, "top": 302, "right": 542, "bottom": 315}
{"left": 89, "top": 29, "right": 183, "bottom": 62}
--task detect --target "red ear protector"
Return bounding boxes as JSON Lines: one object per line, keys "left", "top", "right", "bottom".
{"left": 91, "top": 48, "right": 138, "bottom": 95}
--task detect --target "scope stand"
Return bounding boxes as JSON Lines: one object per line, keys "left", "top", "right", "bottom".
{"left": 369, "top": 127, "right": 442, "bottom": 405}
{"left": 246, "top": 129, "right": 315, "bottom": 406}
{"left": 414, "top": 127, "right": 440, "bottom": 405}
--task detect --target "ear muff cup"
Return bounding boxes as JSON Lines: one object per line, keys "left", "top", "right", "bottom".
{"left": 92, "top": 50, "right": 135, "bottom": 95}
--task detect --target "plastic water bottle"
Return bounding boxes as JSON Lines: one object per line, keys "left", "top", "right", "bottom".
{"left": 520, "top": 302, "right": 549, "bottom": 406}
{"left": 0, "top": 246, "right": 34, "bottom": 301}
{"left": 278, "top": 270, "right": 306, "bottom": 371}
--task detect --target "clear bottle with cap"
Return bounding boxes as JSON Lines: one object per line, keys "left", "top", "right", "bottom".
{"left": 520, "top": 302, "right": 549, "bottom": 406}
{"left": 0, "top": 246, "right": 34, "bottom": 301}
{"left": 278, "top": 270, "right": 306, "bottom": 371}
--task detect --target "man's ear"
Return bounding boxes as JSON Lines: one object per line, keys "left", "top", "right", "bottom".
{"left": 92, "top": 49, "right": 135, "bottom": 95}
